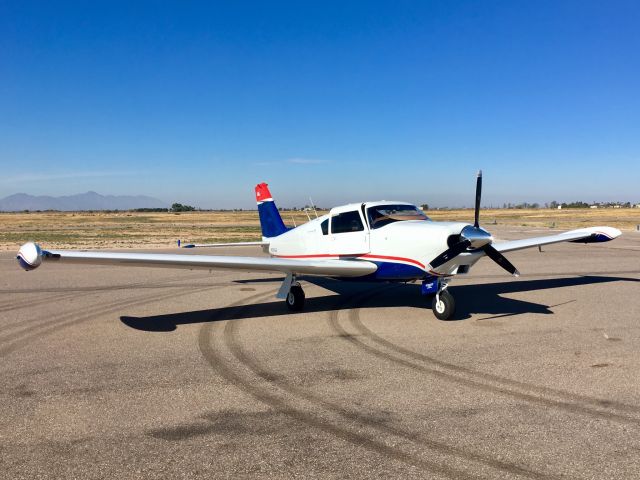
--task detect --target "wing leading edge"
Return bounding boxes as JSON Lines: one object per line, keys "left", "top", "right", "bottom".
{"left": 16, "top": 242, "right": 376, "bottom": 277}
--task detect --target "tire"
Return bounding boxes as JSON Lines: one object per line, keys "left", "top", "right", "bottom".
{"left": 286, "top": 285, "right": 305, "bottom": 311}
{"left": 432, "top": 290, "right": 455, "bottom": 320}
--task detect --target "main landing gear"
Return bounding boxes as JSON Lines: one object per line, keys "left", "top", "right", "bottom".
{"left": 286, "top": 283, "right": 305, "bottom": 311}
{"left": 278, "top": 273, "right": 305, "bottom": 311}
{"left": 423, "top": 278, "right": 456, "bottom": 320}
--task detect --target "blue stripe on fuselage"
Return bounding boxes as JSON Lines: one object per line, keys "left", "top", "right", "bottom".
{"left": 336, "top": 260, "right": 427, "bottom": 282}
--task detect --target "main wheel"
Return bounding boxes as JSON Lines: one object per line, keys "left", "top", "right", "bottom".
{"left": 432, "top": 290, "right": 455, "bottom": 320}
{"left": 285, "top": 285, "right": 305, "bottom": 311}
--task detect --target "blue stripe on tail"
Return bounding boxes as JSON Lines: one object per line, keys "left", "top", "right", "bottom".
{"left": 258, "top": 201, "right": 289, "bottom": 238}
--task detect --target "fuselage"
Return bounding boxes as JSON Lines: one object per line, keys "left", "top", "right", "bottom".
{"left": 268, "top": 201, "right": 483, "bottom": 281}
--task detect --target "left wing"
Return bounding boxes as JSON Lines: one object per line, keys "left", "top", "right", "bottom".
{"left": 493, "top": 226, "right": 621, "bottom": 253}
{"left": 16, "top": 242, "right": 376, "bottom": 277}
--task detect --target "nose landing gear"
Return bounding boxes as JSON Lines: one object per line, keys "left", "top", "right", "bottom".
{"left": 432, "top": 289, "right": 455, "bottom": 320}
{"left": 423, "top": 278, "right": 456, "bottom": 320}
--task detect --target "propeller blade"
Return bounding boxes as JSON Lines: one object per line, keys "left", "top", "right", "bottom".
{"left": 474, "top": 170, "right": 482, "bottom": 228}
{"left": 483, "top": 245, "right": 520, "bottom": 276}
{"left": 428, "top": 239, "right": 471, "bottom": 270}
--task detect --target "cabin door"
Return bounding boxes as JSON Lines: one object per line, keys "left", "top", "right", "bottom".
{"left": 328, "top": 209, "right": 370, "bottom": 256}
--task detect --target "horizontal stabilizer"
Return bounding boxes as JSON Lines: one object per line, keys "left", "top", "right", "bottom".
{"left": 178, "top": 240, "right": 268, "bottom": 249}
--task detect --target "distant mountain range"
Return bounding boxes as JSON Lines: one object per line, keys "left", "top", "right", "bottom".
{"left": 0, "top": 191, "right": 167, "bottom": 211}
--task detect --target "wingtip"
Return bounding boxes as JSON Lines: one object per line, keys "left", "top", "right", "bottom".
{"left": 513, "top": 270, "right": 520, "bottom": 277}
{"left": 17, "top": 242, "right": 43, "bottom": 271}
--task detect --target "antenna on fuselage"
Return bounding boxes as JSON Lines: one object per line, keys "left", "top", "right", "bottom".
{"left": 309, "top": 197, "right": 319, "bottom": 218}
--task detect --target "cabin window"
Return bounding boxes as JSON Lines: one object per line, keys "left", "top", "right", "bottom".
{"left": 321, "top": 219, "right": 329, "bottom": 235}
{"left": 331, "top": 211, "right": 364, "bottom": 234}
{"left": 367, "top": 204, "right": 430, "bottom": 229}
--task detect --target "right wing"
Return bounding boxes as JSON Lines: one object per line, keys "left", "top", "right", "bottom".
{"left": 493, "top": 226, "right": 621, "bottom": 253}
{"left": 17, "top": 242, "right": 376, "bottom": 277}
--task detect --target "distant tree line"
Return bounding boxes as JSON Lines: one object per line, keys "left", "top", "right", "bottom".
{"left": 8, "top": 199, "right": 638, "bottom": 215}
{"left": 170, "top": 203, "right": 196, "bottom": 212}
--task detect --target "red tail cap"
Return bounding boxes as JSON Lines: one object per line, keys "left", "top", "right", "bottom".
{"left": 255, "top": 182, "right": 273, "bottom": 203}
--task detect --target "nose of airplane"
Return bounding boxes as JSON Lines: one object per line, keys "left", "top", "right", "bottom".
{"left": 460, "top": 225, "right": 493, "bottom": 249}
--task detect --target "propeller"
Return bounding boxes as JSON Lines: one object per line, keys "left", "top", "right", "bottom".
{"left": 427, "top": 171, "right": 520, "bottom": 277}
{"left": 428, "top": 238, "right": 471, "bottom": 270}
{"left": 483, "top": 244, "right": 519, "bottom": 276}
{"left": 474, "top": 170, "right": 482, "bottom": 228}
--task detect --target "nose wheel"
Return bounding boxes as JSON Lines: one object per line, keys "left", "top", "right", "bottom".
{"left": 432, "top": 289, "right": 455, "bottom": 320}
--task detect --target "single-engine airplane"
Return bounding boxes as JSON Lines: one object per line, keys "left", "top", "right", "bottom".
{"left": 17, "top": 172, "right": 621, "bottom": 320}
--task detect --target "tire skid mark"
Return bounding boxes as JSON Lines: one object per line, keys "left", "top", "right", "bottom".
{"left": 352, "top": 315, "right": 640, "bottom": 416}
{"left": 224, "top": 292, "right": 560, "bottom": 480}
{"left": 336, "top": 288, "right": 640, "bottom": 425}
{"left": 0, "top": 270, "right": 219, "bottom": 295}
{"left": 0, "top": 274, "right": 211, "bottom": 295}
{"left": 0, "top": 273, "right": 225, "bottom": 331}
{"left": 0, "top": 285, "right": 198, "bottom": 315}
{"left": 0, "top": 282, "right": 233, "bottom": 334}
{"left": 0, "top": 285, "right": 215, "bottom": 358}
{"left": 0, "top": 292, "right": 79, "bottom": 314}
{"left": 0, "top": 280, "right": 218, "bottom": 341}
{"left": 200, "top": 292, "right": 489, "bottom": 480}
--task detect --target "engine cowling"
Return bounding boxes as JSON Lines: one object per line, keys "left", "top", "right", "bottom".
{"left": 17, "top": 242, "right": 42, "bottom": 271}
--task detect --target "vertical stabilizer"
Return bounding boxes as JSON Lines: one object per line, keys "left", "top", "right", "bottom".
{"left": 255, "top": 183, "right": 289, "bottom": 238}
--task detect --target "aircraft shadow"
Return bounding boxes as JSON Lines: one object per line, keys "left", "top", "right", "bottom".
{"left": 120, "top": 275, "right": 638, "bottom": 332}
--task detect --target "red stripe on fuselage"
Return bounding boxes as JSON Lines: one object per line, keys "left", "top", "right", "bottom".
{"left": 273, "top": 253, "right": 426, "bottom": 270}
{"left": 360, "top": 254, "right": 426, "bottom": 269}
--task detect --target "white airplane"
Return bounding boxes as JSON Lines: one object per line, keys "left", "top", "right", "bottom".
{"left": 17, "top": 172, "right": 621, "bottom": 320}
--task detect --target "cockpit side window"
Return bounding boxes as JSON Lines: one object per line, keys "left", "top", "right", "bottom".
{"left": 320, "top": 219, "right": 329, "bottom": 235}
{"left": 330, "top": 211, "right": 364, "bottom": 234}
{"left": 367, "top": 204, "right": 430, "bottom": 229}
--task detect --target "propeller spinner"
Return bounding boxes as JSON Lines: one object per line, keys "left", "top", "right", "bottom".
{"left": 427, "top": 171, "right": 520, "bottom": 277}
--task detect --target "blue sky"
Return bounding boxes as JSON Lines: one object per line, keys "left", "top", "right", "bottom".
{"left": 1, "top": 1, "right": 638, "bottom": 208}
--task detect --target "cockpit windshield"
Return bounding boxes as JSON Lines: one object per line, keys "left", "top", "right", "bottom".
{"left": 366, "top": 204, "right": 430, "bottom": 229}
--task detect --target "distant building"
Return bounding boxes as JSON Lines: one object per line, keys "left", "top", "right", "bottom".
{"left": 557, "top": 205, "right": 562, "bottom": 210}
{"left": 590, "top": 205, "right": 598, "bottom": 209}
